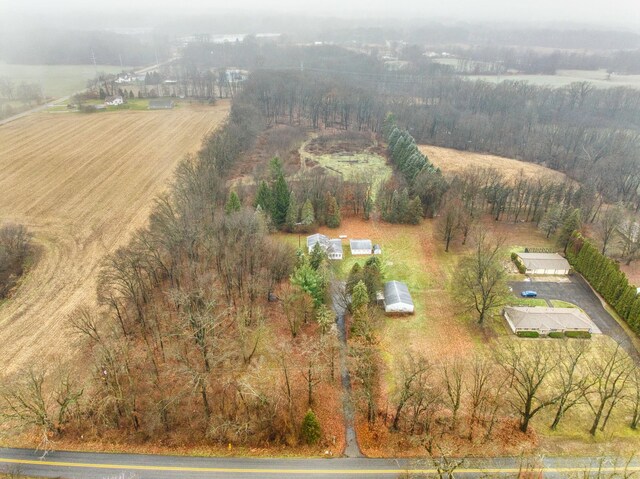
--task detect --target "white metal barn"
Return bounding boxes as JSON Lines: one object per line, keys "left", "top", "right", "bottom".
{"left": 383, "top": 281, "right": 414, "bottom": 314}
{"left": 350, "top": 239, "right": 372, "bottom": 255}
{"left": 517, "top": 253, "right": 570, "bottom": 275}
{"left": 104, "top": 95, "right": 124, "bottom": 106}
{"left": 503, "top": 306, "right": 601, "bottom": 335}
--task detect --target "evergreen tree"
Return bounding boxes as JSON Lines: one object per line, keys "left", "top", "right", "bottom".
{"left": 285, "top": 194, "right": 299, "bottom": 232}
{"left": 315, "top": 304, "right": 334, "bottom": 335}
{"left": 301, "top": 410, "right": 322, "bottom": 445}
{"left": 225, "top": 191, "right": 241, "bottom": 215}
{"left": 558, "top": 208, "right": 582, "bottom": 253}
{"left": 254, "top": 180, "right": 272, "bottom": 212}
{"left": 301, "top": 199, "right": 315, "bottom": 227}
{"left": 326, "top": 194, "right": 341, "bottom": 228}
{"left": 309, "top": 243, "right": 327, "bottom": 271}
{"left": 346, "top": 263, "right": 363, "bottom": 295}
{"left": 271, "top": 173, "right": 290, "bottom": 229}
{"left": 407, "top": 196, "right": 423, "bottom": 224}
{"left": 291, "top": 262, "right": 326, "bottom": 307}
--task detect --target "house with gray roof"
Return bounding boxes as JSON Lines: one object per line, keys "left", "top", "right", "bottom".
{"left": 504, "top": 306, "right": 601, "bottom": 335}
{"left": 306, "top": 234, "right": 343, "bottom": 260}
{"left": 383, "top": 281, "right": 414, "bottom": 314}
{"left": 350, "top": 239, "right": 373, "bottom": 255}
{"left": 516, "top": 253, "right": 570, "bottom": 275}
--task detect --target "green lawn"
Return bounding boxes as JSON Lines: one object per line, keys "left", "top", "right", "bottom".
{"left": 506, "top": 295, "right": 548, "bottom": 307}
{"left": 549, "top": 299, "right": 578, "bottom": 308}
{"left": 0, "top": 63, "right": 131, "bottom": 99}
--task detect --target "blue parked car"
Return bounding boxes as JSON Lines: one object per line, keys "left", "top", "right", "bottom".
{"left": 521, "top": 290, "right": 538, "bottom": 298}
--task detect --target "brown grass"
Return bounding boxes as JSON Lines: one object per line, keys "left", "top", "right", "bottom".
{"left": 419, "top": 145, "right": 568, "bottom": 183}
{"left": 0, "top": 102, "right": 230, "bottom": 376}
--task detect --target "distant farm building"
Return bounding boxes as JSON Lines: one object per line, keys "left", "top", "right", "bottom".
{"left": 383, "top": 281, "right": 414, "bottom": 314}
{"left": 350, "top": 239, "right": 372, "bottom": 255}
{"left": 373, "top": 244, "right": 382, "bottom": 255}
{"left": 149, "top": 99, "right": 175, "bottom": 110}
{"left": 517, "top": 253, "right": 570, "bottom": 275}
{"left": 105, "top": 95, "right": 124, "bottom": 106}
{"left": 306, "top": 234, "right": 343, "bottom": 260}
{"left": 504, "top": 306, "right": 601, "bottom": 335}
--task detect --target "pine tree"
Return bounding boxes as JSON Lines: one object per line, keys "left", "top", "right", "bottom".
{"left": 225, "top": 191, "right": 241, "bottom": 215}
{"left": 301, "top": 199, "right": 315, "bottom": 227}
{"left": 315, "top": 304, "right": 334, "bottom": 335}
{"left": 351, "top": 280, "right": 369, "bottom": 323}
{"left": 557, "top": 208, "right": 582, "bottom": 253}
{"left": 254, "top": 180, "right": 272, "bottom": 212}
{"left": 271, "top": 173, "right": 290, "bottom": 229}
{"left": 326, "top": 194, "right": 341, "bottom": 228}
{"left": 301, "top": 410, "right": 322, "bottom": 445}
{"left": 309, "top": 243, "right": 327, "bottom": 271}
{"left": 346, "top": 263, "right": 363, "bottom": 295}
{"left": 285, "top": 194, "right": 299, "bottom": 232}
{"left": 407, "top": 196, "right": 423, "bottom": 225}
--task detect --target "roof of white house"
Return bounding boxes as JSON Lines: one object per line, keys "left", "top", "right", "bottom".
{"left": 307, "top": 233, "right": 330, "bottom": 250}
{"left": 384, "top": 281, "right": 413, "bottom": 307}
{"left": 105, "top": 95, "right": 123, "bottom": 102}
{"left": 350, "top": 239, "right": 372, "bottom": 250}
{"left": 504, "top": 306, "right": 601, "bottom": 333}
{"left": 517, "top": 253, "right": 570, "bottom": 271}
{"left": 328, "top": 239, "right": 343, "bottom": 255}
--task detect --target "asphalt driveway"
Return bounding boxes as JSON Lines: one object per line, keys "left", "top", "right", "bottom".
{"left": 510, "top": 275, "right": 639, "bottom": 361}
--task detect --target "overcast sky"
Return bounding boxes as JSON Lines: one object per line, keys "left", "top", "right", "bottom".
{"left": 3, "top": 0, "right": 640, "bottom": 29}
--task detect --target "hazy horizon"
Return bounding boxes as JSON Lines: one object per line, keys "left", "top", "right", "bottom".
{"left": 2, "top": 0, "right": 639, "bottom": 31}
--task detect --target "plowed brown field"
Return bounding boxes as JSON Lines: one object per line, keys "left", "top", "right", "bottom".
{"left": 0, "top": 103, "right": 229, "bottom": 375}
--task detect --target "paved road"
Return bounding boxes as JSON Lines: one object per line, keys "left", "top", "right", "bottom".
{"left": 1, "top": 448, "right": 639, "bottom": 479}
{"left": 510, "top": 275, "right": 639, "bottom": 360}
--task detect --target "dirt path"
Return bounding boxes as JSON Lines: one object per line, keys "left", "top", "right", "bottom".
{"left": 0, "top": 102, "right": 230, "bottom": 376}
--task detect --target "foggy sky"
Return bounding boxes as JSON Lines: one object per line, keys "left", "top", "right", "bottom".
{"left": 3, "top": 0, "right": 640, "bottom": 30}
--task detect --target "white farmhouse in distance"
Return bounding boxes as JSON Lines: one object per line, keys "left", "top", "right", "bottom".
{"left": 306, "top": 234, "right": 343, "bottom": 260}
{"left": 105, "top": 95, "right": 124, "bottom": 106}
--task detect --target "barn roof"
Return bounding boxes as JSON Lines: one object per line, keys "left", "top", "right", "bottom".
{"left": 350, "top": 239, "right": 372, "bottom": 251}
{"left": 504, "top": 306, "right": 601, "bottom": 333}
{"left": 517, "top": 253, "right": 570, "bottom": 271}
{"left": 384, "top": 281, "right": 413, "bottom": 307}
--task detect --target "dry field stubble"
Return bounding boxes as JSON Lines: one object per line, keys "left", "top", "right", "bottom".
{"left": 0, "top": 102, "right": 230, "bottom": 376}
{"left": 419, "top": 145, "right": 568, "bottom": 183}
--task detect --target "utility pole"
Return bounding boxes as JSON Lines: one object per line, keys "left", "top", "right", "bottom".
{"left": 90, "top": 49, "right": 98, "bottom": 74}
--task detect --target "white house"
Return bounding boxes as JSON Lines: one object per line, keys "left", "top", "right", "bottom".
{"left": 306, "top": 234, "right": 343, "bottom": 260}
{"left": 503, "top": 306, "right": 601, "bottom": 335}
{"left": 383, "top": 281, "right": 414, "bottom": 314}
{"left": 516, "top": 253, "right": 570, "bottom": 275}
{"left": 350, "top": 239, "right": 372, "bottom": 255}
{"left": 105, "top": 95, "right": 124, "bottom": 106}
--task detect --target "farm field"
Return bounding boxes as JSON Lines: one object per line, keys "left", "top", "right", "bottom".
{"left": 0, "top": 63, "right": 131, "bottom": 99}
{"left": 419, "top": 144, "right": 569, "bottom": 183}
{"left": 0, "top": 101, "right": 230, "bottom": 376}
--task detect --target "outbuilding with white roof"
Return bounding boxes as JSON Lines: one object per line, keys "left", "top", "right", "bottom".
{"left": 383, "top": 281, "right": 414, "bottom": 314}
{"left": 517, "top": 253, "right": 571, "bottom": 275}
{"left": 504, "top": 306, "right": 601, "bottom": 335}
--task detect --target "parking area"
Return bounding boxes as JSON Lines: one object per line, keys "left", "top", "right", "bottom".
{"left": 510, "top": 275, "right": 639, "bottom": 361}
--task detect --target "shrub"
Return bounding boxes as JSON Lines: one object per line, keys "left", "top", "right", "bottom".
{"left": 516, "top": 331, "right": 540, "bottom": 338}
{"left": 564, "top": 331, "right": 591, "bottom": 339}
{"left": 548, "top": 332, "right": 564, "bottom": 339}
{"left": 511, "top": 252, "right": 527, "bottom": 274}
{"left": 301, "top": 409, "right": 321, "bottom": 445}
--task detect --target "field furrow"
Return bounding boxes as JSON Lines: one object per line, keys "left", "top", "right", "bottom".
{"left": 0, "top": 103, "right": 230, "bottom": 375}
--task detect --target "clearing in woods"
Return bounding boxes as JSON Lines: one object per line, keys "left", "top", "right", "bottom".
{"left": 0, "top": 102, "right": 230, "bottom": 375}
{"left": 419, "top": 144, "right": 569, "bottom": 183}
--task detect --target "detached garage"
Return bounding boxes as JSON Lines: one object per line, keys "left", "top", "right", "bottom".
{"left": 517, "top": 253, "right": 570, "bottom": 275}
{"left": 504, "top": 306, "right": 601, "bottom": 335}
{"left": 350, "top": 239, "right": 372, "bottom": 255}
{"left": 383, "top": 281, "right": 414, "bottom": 314}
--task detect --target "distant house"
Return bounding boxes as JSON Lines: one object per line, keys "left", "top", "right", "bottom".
{"left": 105, "top": 95, "right": 124, "bottom": 106}
{"left": 383, "top": 281, "right": 414, "bottom": 314}
{"left": 350, "top": 239, "right": 372, "bottom": 255}
{"left": 306, "top": 234, "right": 343, "bottom": 260}
{"left": 516, "top": 253, "right": 570, "bottom": 275}
{"left": 504, "top": 306, "right": 601, "bottom": 335}
{"left": 149, "top": 99, "right": 175, "bottom": 110}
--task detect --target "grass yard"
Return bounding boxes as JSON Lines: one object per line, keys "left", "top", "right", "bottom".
{"left": 549, "top": 299, "right": 579, "bottom": 308}
{"left": 507, "top": 296, "right": 548, "bottom": 307}
{"left": 0, "top": 63, "right": 131, "bottom": 99}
